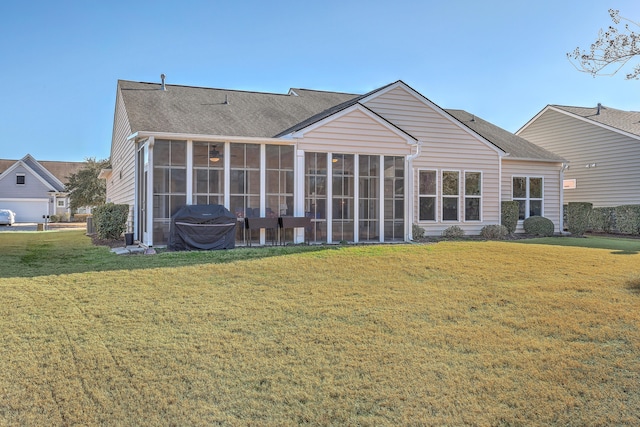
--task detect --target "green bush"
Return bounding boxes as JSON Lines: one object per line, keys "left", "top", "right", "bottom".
{"left": 588, "top": 207, "right": 616, "bottom": 233}
{"left": 501, "top": 201, "right": 519, "bottom": 234}
{"left": 93, "top": 203, "right": 129, "bottom": 240}
{"left": 615, "top": 205, "right": 640, "bottom": 235}
{"left": 523, "top": 216, "right": 555, "bottom": 237}
{"left": 480, "top": 224, "right": 508, "bottom": 240}
{"left": 412, "top": 223, "right": 425, "bottom": 240}
{"left": 566, "top": 202, "right": 592, "bottom": 236}
{"left": 49, "top": 214, "right": 61, "bottom": 223}
{"left": 442, "top": 225, "right": 465, "bottom": 239}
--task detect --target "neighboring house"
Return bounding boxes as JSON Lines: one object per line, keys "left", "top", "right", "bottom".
{"left": 0, "top": 155, "right": 85, "bottom": 222}
{"left": 517, "top": 104, "right": 640, "bottom": 207}
{"left": 103, "top": 78, "right": 565, "bottom": 247}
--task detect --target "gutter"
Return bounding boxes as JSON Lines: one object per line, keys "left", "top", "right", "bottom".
{"left": 127, "top": 131, "right": 291, "bottom": 145}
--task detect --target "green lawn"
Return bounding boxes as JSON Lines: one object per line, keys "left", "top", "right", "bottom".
{"left": 1, "top": 230, "right": 639, "bottom": 425}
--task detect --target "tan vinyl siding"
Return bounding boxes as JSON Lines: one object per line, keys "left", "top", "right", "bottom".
{"left": 297, "top": 109, "right": 412, "bottom": 155}
{"left": 502, "top": 159, "right": 563, "bottom": 233}
{"left": 106, "top": 87, "right": 136, "bottom": 230}
{"left": 519, "top": 109, "right": 640, "bottom": 207}
{"left": 365, "top": 85, "right": 503, "bottom": 236}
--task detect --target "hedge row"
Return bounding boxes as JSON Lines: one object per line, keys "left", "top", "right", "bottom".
{"left": 566, "top": 203, "right": 640, "bottom": 236}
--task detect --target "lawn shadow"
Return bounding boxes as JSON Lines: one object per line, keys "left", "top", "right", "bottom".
{"left": 626, "top": 277, "right": 640, "bottom": 294}
{"left": 0, "top": 241, "right": 340, "bottom": 279}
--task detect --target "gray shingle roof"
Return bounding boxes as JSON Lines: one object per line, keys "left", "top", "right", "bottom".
{"left": 119, "top": 80, "right": 359, "bottom": 138}
{"left": 552, "top": 105, "right": 640, "bottom": 137}
{"left": 118, "top": 80, "right": 562, "bottom": 162}
{"left": 446, "top": 109, "right": 565, "bottom": 162}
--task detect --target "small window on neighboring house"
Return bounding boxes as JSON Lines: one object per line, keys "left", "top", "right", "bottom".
{"left": 16, "top": 174, "right": 25, "bottom": 185}
{"left": 57, "top": 200, "right": 65, "bottom": 208}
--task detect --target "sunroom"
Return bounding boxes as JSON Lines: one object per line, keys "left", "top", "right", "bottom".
{"left": 136, "top": 137, "right": 411, "bottom": 247}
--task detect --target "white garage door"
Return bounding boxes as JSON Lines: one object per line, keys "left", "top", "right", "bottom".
{"left": 0, "top": 199, "right": 49, "bottom": 223}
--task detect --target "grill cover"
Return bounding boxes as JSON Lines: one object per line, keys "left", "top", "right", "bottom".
{"left": 168, "top": 204, "right": 237, "bottom": 250}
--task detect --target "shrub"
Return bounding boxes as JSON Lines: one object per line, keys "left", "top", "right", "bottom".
{"left": 480, "top": 224, "right": 509, "bottom": 240}
{"left": 72, "top": 213, "right": 91, "bottom": 223}
{"left": 566, "top": 202, "right": 592, "bottom": 236}
{"left": 615, "top": 205, "right": 640, "bottom": 235}
{"left": 49, "top": 214, "right": 61, "bottom": 223}
{"left": 523, "top": 216, "right": 555, "bottom": 237}
{"left": 442, "top": 225, "right": 465, "bottom": 239}
{"left": 93, "top": 203, "right": 129, "bottom": 240}
{"left": 412, "top": 223, "right": 425, "bottom": 240}
{"left": 588, "top": 207, "right": 616, "bottom": 233}
{"left": 501, "top": 201, "right": 519, "bottom": 234}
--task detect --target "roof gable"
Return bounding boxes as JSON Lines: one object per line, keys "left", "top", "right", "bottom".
{"left": 0, "top": 155, "right": 82, "bottom": 191}
{"left": 0, "top": 156, "right": 61, "bottom": 191}
{"left": 518, "top": 105, "right": 640, "bottom": 141}
{"left": 288, "top": 103, "right": 417, "bottom": 144}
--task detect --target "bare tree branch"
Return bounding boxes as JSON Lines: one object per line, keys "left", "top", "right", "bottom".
{"left": 568, "top": 9, "right": 640, "bottom": 79}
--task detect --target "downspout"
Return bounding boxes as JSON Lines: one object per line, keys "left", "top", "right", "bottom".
{"left": 406, "top": 141, "right": 423, "bottom": 241}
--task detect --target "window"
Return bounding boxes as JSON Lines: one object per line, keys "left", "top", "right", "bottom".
{"left": 57, "top": 200, "right": 65, "bottom": 208}
{"left": 332, "top": 154, "right": 355, "bottom": 242}
{"left": 464, "top": 172, "right": 481, "bottom": 221}
{"left": 513, "top": 177, "right": 543, "bottom": 220}
{"left": 16, "top": 174, "right": 25, "bottom": 185}
{"left": 418, "top": 170, "right": 437, "bottom": 221}
{"left": 359, "top": 155, "right": 380, "bottom": 242}
{"left": 442, "top": 171, "right": 459, "bottom": 221}
{"left": 153, "top": 140, "right": 187, "bottom": 243}
{"left": 305, "top": 152, "right": 328, "bottom": 243}
{"left": 192, "top": 142, "right": 224, "bottom": 205}
{"left": 384, "top": 156, "right": 404, "bottom": 241}
{"left": 266, "top": 145, "right": 294, "bottom": 218}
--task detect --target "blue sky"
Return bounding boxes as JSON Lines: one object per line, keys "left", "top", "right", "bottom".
{"left": 1, "top": 0, "right": 639, "bottom": 162}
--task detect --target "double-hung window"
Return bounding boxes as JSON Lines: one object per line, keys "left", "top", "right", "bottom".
{"left": 442, "top": 171, "right": 459, "bottom": 221}
{"left": 464, "top": 172, "right": 481, "bottom": 221}
{"left": 513, "top": 177, "right": 543, "bottom": 220}
{"left": 418, "top": 170, "right": 437, "bottom": 221}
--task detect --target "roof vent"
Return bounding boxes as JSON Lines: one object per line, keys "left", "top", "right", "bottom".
{"left": 224, "top": 94, "right": 229, "bottom": 105}
{"left": 596, "top": 102, "right": 601, "bottom": 115}
{"left": 160, "top": 74, "right": 166, "bottom": 91}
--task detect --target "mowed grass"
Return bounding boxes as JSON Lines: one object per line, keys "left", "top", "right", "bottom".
{"left": 1, "top": 231, "right": 639, "bottom": 425}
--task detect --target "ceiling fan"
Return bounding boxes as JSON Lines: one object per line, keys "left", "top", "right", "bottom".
{"left": 209, "top": 146, "right": 223, "bottom": 163}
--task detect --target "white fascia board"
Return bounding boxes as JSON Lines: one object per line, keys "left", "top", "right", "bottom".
{"left": 21, "top": 154, "right": 65, "bottom": 189}
{"left": 290, "top": 103, "right": 417, "bottom": 145}
{"left": 127, "top": 131, "right": 294, "bottom": 145}
{"left": 360, "top": 81, "right": 506, "bottom": 156}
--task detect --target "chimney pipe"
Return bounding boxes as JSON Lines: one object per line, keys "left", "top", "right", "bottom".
{"left": 596, "top": 102, "right": 601, "bottom": 115}
{"left": 160, "top": 74, "right": 166, "bottom": 91}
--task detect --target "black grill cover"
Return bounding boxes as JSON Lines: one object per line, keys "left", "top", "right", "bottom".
{"left": 168, "top": 205, "right": 237, "bottom": 251}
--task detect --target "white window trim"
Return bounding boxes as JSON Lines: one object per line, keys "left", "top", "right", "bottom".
{"left": 463, "top": 170, "right": 483, "bottom": 222}
{"left": 512, "top": 175, "right": 544, "bottom": 221}
{"left": 418, "top": 169, "right": 438, "bottom": 222}
{"left": 441, "top": 170, "right": 460, "bottom": 222}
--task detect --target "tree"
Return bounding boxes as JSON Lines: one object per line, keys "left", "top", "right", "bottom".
{"left": 568, "top": 9, "right": 640, "bottom": 79}
{"left": 65, "top": 157, "right": 111, "bottom": 211}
